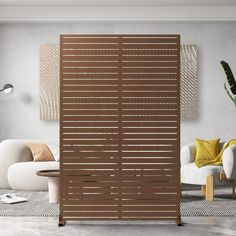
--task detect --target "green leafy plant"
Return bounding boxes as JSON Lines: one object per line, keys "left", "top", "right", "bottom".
{"left": 220, "top": 61, "right": 236, "bottom": 107}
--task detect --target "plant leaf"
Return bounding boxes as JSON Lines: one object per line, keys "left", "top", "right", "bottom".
{"left": 224, "top": 83, "right": 235, "bottom": 103}
{"left": 221, "top": 61, "right": 236, "bottom": 95}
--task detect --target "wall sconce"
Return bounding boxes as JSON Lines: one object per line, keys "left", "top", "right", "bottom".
{"left": 0, "top": 84, "right": 14, "bottom": 94}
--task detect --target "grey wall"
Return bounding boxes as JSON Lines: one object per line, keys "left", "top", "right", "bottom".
{"left": 0, "top": 23, "right": 236, "bottom": 145}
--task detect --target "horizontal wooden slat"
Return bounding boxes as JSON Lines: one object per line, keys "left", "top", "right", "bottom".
{"left": 122, "top": 73, "right": 176, "bottom": 79}
{"left": 63, "top": 187, "right": 177, "bottom": 195}
{"left": 121, "top": 145, "right": 177, "bottom": 151}
{"left": 62, "top": 157, "right": 118, "bottom": 163}
{"left": 62, "top": 152, "right": 119, "bottom": 158}
{"left": 62, "top": 79, "right": 176, "bottom": 85}
{"left": 63, "top": 73, "right": 118, "bottom": 79}
{"left": 122, "top": 134, "right": 178, "bottom": 139}
{"left": 122, "top": 91, "right": 178, "bottom": 97}
{"left": 122, "top": 68, "right": 177, "bottom": 73}
{"left": 63, "top": 67, "right": 119, "bottom": 73}
{"left": 121, "top": 38, "right": 178, "bottom": 44}
{"left": 122, "top": 55, "right": 178, "bottom": 61}
{"left": 63, "top": 49, "right": 119, "bottom": 55}
{"left": 63, "top": 61, "right": 119, "bottom": 67}
{"left": 63, "top": 205, "right": 177, "bottom": 211}
{"left": 62, "top": 139, "right": 177, "bottom": 145}
{"left": 63, "top": 85, "right": 177, "bottom": 91}
{"left": 122, "top": 115, "right": 177, "bottom": 121}
{"left": 63, "top": 145, "right": 118, "bottom": 151}
{"left": 62, "top": 198, "right": 178, "bottom": 205}
{"left": 122, "top": 61, "right": 177, "bottom": 67}
{"left": 63, "top": 37, "right": 119, "bottom": 43}
{"left": 122, "top": 49, "right": 178, "bottom": 56}
{"left": 62, "top": 115, "right": 118, "bottom": 121}
{"left": 63, "top": 44, "right": 119, "bottom": 49}
{"left": 122, "top": 44, "right": 177, "bottom": 49}
{"left": 63, "top": 180, "right": 178, "bottom": 188}
{"left": 63, "top": 55, "right": 119, "bottom": 61}
{"left": 62, "top": 217, "right": 177, "bottom": 220}
{"left": 122, "top": 128, "right": 177, "bottom": 133}
{"left": 62, "top": 157, "right": 177, "bottom": 164}
{"left": 62, "top": 176, "right": 177, "bottom": 184}
{"left": 121, "top": 85, "right": 177, "bottom": 90}
{"left": 62, "top": 92, "right": 119, "bottom": 97}
{"left": 62, "top": 121, "right": 176, "bottom": 127}
{"left": 62, "top": 79, "right": 119, "bottom": 85}
{"left": 62, "top": 109, "right": 176, "bottom": 116}
{"left": 62, "top": 85, "right": 119, "bottom": 91}
{"left": 62, "top": 133, "right": 119, "bottom": 139}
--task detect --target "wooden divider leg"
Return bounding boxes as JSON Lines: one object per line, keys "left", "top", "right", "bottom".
{"left": 58, "top": 216, "right": 66, "bottom": 227}
{"left": 206, "top": 175, "right": 214, "bottom": 201}
{"left": 176, "top": 217, "right": 183, "bottom": 227}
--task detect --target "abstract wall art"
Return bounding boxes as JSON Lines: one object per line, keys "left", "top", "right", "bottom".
{"left": 40, "top": 44, "right": 197, "bottom": 121}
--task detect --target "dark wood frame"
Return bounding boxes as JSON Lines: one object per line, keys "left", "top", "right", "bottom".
{"left": 59, "top": 34, "right": 181, "bottom": 226}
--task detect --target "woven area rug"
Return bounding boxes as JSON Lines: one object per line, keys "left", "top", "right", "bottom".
{"left": 0, "top": 190, "right": 59, "bottom": 217}
{"left": 0, "top": 187, "right": 235, "bottom": 217}
{"left": 181, "top": 186, "right": 236, "bottom": 216}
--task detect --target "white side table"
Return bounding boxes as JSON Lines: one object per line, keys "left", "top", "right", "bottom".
{"left": 37, "top": 170, "right": 60, "bottom": 203}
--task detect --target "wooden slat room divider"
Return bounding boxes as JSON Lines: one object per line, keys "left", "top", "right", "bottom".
{"left": 59, "top": 34, "right": 181, "bottom": 226}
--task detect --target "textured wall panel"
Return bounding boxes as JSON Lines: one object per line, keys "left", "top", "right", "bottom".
{"left": 40, "top": 45, "right": 60, "bottom": 120}
{"left": 40, "top": 44, "right": 197, "bottom": 121}
{"left": 180, "top": 45, "right": 197, "bottom": 120}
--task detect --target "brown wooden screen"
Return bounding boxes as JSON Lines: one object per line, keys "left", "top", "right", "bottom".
{"left": 60, "top": 34, "right": 181, "bottom": 226}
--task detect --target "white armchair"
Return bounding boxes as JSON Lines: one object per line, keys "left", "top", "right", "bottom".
{"left": 181, "top": 142, "right": 236, "bottom": 201}
{"left": 0, "top": 139, "right": 59, "bottom": 190}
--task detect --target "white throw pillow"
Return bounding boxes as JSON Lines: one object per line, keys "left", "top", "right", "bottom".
{"left": 47, "top": 141, "right": 60, "bottom": 161}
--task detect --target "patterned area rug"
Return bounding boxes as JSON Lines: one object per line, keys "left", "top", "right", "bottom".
{"left": 182, "top": 186, "right": 236, "bottom": 216}
{"left": 0, "top": 187, "right": 235, "bottom": 217}
{"left": 0, "top": 190, "right": 59, "bottom": 217}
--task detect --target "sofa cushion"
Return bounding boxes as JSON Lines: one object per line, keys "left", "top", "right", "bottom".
{"left": 28, "top": 143, "right": 54, "bottom": 162}
{"left": 181, "top": 163, "right": 223, "bottom": 185}
{"left": 47, "top": 141, "right": 60, "bottom": 161}
{"left": 195, "top": 138, "right": 220, "bottom": 168}
{"left": 8, "top": 161, "right": 59, "bottom": 191}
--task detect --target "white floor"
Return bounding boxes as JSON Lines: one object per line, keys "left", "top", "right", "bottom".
{"left": 0, "top": 217, "right": 235, "bottom": 236}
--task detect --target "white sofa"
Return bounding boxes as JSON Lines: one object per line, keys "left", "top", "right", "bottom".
{"left": 181, "top": 141, "right": 236, "bottom": 201}
{"left": 0, "top": 139, "right": 59, "bottom": 191}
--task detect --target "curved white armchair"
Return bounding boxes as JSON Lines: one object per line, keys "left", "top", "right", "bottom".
{"left": 0, "top": 139, "right": 59, "bottom": 190}
{"left": 181, "top": 142, "right": 236, "bottom": 201}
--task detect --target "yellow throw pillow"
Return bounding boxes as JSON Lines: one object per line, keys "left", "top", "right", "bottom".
{"left": 28, "top": 143, "right": 54, "bottom": 162}
{"left": 195, "top": 138, "right": 220, "bottom": 168}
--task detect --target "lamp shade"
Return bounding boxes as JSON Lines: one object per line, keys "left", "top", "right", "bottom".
{"left": 0, "top": 84, "right": 14, "bottom": 94}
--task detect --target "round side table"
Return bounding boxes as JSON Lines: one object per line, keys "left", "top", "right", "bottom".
{"left": 36, "top": 170, "right": 60, "bottom": 203}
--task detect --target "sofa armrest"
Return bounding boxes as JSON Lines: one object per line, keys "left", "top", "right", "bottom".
{"left": 0, "top": 140, "right": 33, "bottom": 189}
{"left": 223, "top": 144, "right": 236, "bottom": 179}
{"left": 181, "top": 142, "right": 196, "bottom": 166}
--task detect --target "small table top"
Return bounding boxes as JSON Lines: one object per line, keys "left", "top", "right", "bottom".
{"left": 36, "top": 169, "right": 60, "bottom": 177}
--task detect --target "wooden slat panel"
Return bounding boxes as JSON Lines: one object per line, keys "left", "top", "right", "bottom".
{"left": 60, "top": 34, "right": 180, "bottom": 224}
